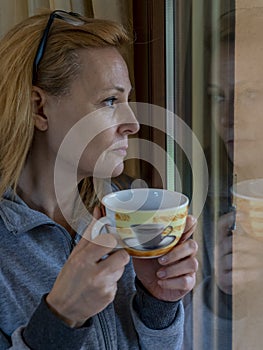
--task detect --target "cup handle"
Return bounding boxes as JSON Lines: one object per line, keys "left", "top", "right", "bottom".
{"left": 91, "top": 217, "right": 123, "bottom": 249}
{"left": 91, "top": 216, "right": 114, "bottom": 239}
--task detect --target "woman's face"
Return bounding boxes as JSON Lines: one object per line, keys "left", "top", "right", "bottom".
{"left": 43, "top": 47, "right": 139, "bottom": 179}
{"left": 209, "top": 41, "right": 235, "bottom": 162}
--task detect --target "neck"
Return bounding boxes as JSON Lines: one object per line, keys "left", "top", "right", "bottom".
{"left": 17, "top": 146, "right": 79, "bottom": 235}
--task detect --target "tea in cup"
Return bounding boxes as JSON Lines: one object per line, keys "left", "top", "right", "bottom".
{"left": 91, "top": 188, "right": 189, "bottom": 258}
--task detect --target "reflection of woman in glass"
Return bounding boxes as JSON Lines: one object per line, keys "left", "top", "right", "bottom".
{"left": 184, "top": 7, "right": 263, "bottom": 350}
{"left": 183, "top": 9, "right": 235, "bottom": 350}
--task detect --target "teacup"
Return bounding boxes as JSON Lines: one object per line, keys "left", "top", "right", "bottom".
{"left": 232, "top": 178, "right": 263, "bottom": 239}
{"left": 91, "top": 188, "right": 189, "bottom": 258}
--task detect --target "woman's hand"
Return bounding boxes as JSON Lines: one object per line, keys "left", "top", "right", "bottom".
{"left": 214, "top": 211, "right": 234, "bottom": 295}
{"left": 46, "top": 208, "right": 130, "bottom": 328}
{"left": 133, "top": 215, "right": 198, "bottom": 302}
{"left": 215, "top": 210, "right": 263, "bottom": 295}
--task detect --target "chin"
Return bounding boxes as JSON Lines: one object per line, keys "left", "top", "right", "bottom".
{"left": 92, "top": 162, "right": 124, "bottom": 178}
{"left": 111, "top": 163, "right": 124, "bottom": 177}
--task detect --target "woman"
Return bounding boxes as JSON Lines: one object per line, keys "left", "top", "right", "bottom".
{"left": 0, "top": 10, "right": 198, "bottom": 349}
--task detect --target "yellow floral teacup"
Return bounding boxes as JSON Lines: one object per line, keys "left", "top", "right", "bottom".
{"left": 91, "top": 188, "right": 189, "bottom": 258}
{"left": 232, "top": 179, "right": 263, "bottom": 239}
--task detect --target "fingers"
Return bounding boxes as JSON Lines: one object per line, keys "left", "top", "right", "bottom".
{"left": 216, "top": 270, "right": 232, "bottom": 295}
{"left": 217, "top": 211, "right": 235, "bottom": 242}
{"left": 216, "top": 235, "right": 232, "bottom": 257}
{"left": 218, "top": 211, "right": 235, "bottom": 229}
{"left": 99, "top": 248, "right": 130, "bottom": 272}
{"left": 157, "top": 239, "right": 198, "bottom": 290}
{"left": 157, "top": 272, "right": 196, "bottom": 292}
{"left": 157, "top": 255, "right": 198, "bottom": 279}
{"left": 85, "top": 250, "right": 130, "bottom": 298}
{"left": 71, "top": 234, "right": 117, "bottom": 264}
{"left": 218, "top": 252, "right": 232, "bottom": 272}
{"left": 158, "top": 239, "right": 198, "bottom": 265}
{"left": 179, "top": 215, "right": 197, "bottom": 243}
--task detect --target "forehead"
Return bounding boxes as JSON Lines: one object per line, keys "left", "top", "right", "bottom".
{"left": 210, "top": 41, "right": 234, "bottom": 88}
{"left": 78, "top": 47, "right": 129, "bottom": 81}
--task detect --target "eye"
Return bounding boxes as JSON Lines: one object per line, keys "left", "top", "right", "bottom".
{"left": 207, "top": 86, "right": 225, "bottom": 104}
{"left": 210, "top": 93, "right": 225, "bottom": 103}
{"left": 103, "top": 96, "right": 117, "bottom": 107}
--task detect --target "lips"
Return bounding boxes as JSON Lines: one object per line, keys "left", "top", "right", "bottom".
{"left": 109, "top": 141, "right": 128, "bottom": 157}
{"left": 111, "top": 147, "right": 127, "bottom": 157}
{"left": 110, "top": 140, "right": 128, "bottom": 151}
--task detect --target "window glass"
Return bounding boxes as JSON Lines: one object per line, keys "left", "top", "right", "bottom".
{"left": 165, "top": 1, "right": 263, "bottom": 349}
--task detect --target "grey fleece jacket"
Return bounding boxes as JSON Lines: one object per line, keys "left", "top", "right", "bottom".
{"left": 0, "top": 190, "right": 184, "bottom": 349}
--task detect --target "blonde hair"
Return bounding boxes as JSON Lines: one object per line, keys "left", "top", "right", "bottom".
{"left": 0, "top": 11, "right": 129, "bottom": 210}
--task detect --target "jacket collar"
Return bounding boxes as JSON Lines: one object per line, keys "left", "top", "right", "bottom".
{"left": 0, "top": 188, "right": 54, "bottom": 235}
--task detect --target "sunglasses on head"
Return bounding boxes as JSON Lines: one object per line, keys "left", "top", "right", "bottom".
{"left": 32, "top": 10, "right": 85, "bottom": 84}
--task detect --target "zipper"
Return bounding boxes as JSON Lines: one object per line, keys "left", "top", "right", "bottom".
{"left": 98, "top": 312, "right": 112, "bottom": 350}
{"left": 55, "top": 224, "right": 113, "bottom": 349}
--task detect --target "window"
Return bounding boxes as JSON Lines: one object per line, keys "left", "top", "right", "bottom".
{"left": 133, "top": 0, "right": 263, "bottom": 349}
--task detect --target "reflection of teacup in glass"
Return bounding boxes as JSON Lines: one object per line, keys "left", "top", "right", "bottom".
{"left": 91, "top": 188, "right": 189, "bottom": 258}
{"left": 232, "top": 179, "right": 263, "bottom": 239}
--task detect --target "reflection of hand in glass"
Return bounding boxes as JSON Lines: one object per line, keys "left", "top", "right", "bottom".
{"left": 214, "top": 211, "right": 234, "bottom": 295}
{"left": 215, "top": 208, "right": 263, "bottom": 296}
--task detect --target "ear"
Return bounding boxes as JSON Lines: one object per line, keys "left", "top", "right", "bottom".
{"left": 31, "top": 86, "right": 48, "bottom": 131}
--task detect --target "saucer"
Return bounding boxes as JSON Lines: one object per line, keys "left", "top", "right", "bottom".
{"left": 123, "top": 235, "right": 177, "bottom": 258}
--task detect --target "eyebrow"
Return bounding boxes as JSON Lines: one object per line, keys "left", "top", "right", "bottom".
{"left": 207, "top": 84, "right": 221, "bottom": 90}
{"left": 207, "top": 84, "right": 224, "bottom": 94}
{"left": 102, "top": 86, "right": 134, "bottom": 94}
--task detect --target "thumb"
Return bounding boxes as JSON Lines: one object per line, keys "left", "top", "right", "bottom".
{"left": 179, "top": 215, "right": 197, "bottom": 243}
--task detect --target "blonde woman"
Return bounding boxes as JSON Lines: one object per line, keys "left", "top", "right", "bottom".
{"left": 0, "top": 10, "right": 198, "bottom": 349}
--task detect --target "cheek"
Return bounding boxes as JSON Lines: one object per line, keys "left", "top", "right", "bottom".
{"left": 78, "top": 131, "right": 115, "bottom": 176}
{"left": 234, "top": 140, "right": 263, "bottom": 174}
{"left": 46, "top": 128, "right": 69, "bottom": 156}
{"left": 47, "top": 112, "right": 81, "bottom": 155}
{"left": 80, "top": 135, "right": 127, "bottom": 178}
{"left": 79, "top": 138, "right": 106, "bottom": 171}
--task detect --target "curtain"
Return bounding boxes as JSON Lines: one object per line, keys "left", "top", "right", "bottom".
{"left": 0, "top": 0, "right": 134, "bottom": 92}
{"left": 0, "top": 0, "right": 93, "bottom": 36}
{"left": 0, "top": 1, "right": 29, "bottom": 35}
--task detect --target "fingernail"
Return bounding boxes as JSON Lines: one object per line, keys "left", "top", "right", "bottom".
{"left": 157, "top": 270, "right": 166, "bottom": 278}
{"left": 191, "top": 216, "right": 197, "bottom": 224}
{"left": 158, "top": 255, "right": 168, "bottom": 264}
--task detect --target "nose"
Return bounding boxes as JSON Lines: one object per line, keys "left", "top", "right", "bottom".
{"left": 220, "top": 91, "right": 234, "bottom": 128}
{"left": 116, "top": 102, "right": 140, "bottom": 135}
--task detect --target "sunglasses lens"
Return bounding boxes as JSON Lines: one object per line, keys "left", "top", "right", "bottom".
{"left": 55, "top": 11, "right": 85, "bottom": 26}
{"left": 33, "top": 10, "right": 86, "bottom": 82}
